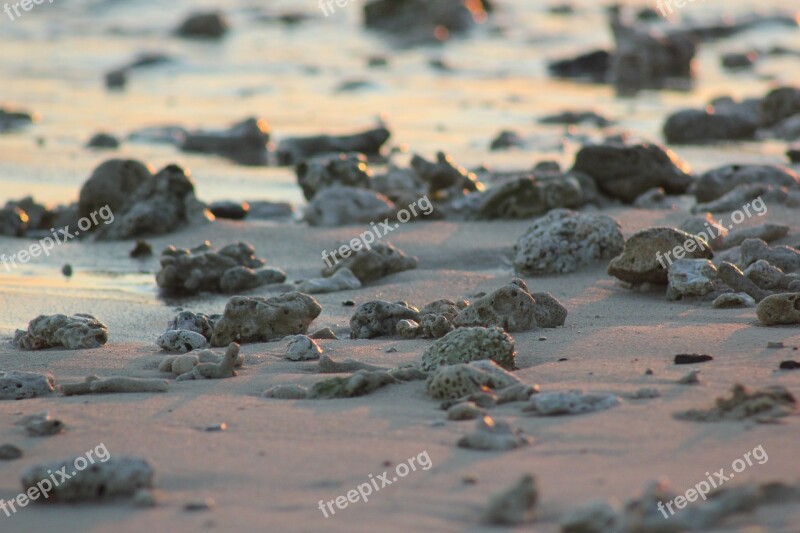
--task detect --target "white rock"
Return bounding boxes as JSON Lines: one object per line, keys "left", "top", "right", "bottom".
{"left": 285, "top": 335, "right": 322, "bottom": 361}
{"left": 156, "top": 329, "right": 208, "bottom": 352}
{"left": 297, "top": 268, "right": 362, "bottom": 294}
{"left": 0, "top": 371, "right": 55, "bottom": 400}
{"left": 523, "top": 391, "right": 620, "bottom": 416}
{"left": 666, "top": 259, "right": 717, "bottom": 301}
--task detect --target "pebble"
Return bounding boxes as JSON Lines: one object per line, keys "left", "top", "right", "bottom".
{"left": 779, "top": 360, "right": 800, "bottom": 370}
{"left": 674, "top": 354, "right": 713, "bottom": 365}
{"left": 0, "top": 443, "right": 22, "bottom": 460}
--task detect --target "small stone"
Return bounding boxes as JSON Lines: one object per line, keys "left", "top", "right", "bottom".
{"left": 458, "top": 416, "right": 532, "bottom": 451}
{"left": 184, "top": 498, "right": 216, "bottom": 511}
{"left": 285, "top": 335, "right": 322, "bottom": 361}
{"left": 62, "top": 264, "right": 73, "bottom": 277}
{"left": 644, "top": 368, "right": 654, "bottom": 375}
{"left": 309, "top": 327, "right": 338, "bottom": 340}
{"left": 482, "top": 474, "right": 538, "bottom": 525}
{"left": 712, "top": 292, "right": 757, "bottom": 308}
{"left": 385, "top": 347, "right": 397, "bottom": 353}
{"left": 447, "top": 402, "right": 485, "bottom": 421}
{"left": 768, "top": 341, "right": 785, "bottom": 349}
{"left": 342, "top": 300, "right": 355, "bottom": 306}
{"left": 522, "top": 391, "right": 619, "bottom": 416}
{"left": 130, "top": 240, "right": 153, "bottom": 258}
{"left": 132, "top": 489, "right": 157, "bottom": 508}
{"left": 624, "top": 388, "right": 661, "bottom": 400}
{"left": 779, "top": 360, "right": 800, "bottom": 370}
{"left": 22, "top": 412, "right": 65, "bottom": 437}
{"left": 674, "top": 354, "right": 713, "bottom": 365}
{"left": 678, "top": 370, "right": 700, "bottom": 385}
{"left": 0, "top": 444, "right": 23, "bottom": 460}
{"left": 204, "top": 423, "right": 227, "bottom": 432}
{"left": 156, "top": 330, "right": 208, "bottom": 352}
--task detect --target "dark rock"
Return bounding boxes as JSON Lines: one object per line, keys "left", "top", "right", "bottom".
{"left": 548, "top": 50, "right": 611, "bottom": 82}
{"left": 694, "top": 164, "right": 800, "bottom": 203}
{"left": 760, "top": 86, "right": 800, "bottom": 128}
{"left": 209, "top": 201, "right": 249, "bottom": 220}
{"left": 296, "top": 152, "right": 372, "bottom": 200}
{"left": 181, "top": 117, "right": 270, "bottom": 166}
{"left": 78, "top": 159, "right": 153, "bottom": 220}
{"left": 0, "top": 206, "right": 30, "bottom": 237}
{"left": 663, "top": 109, "right": 757, "bottom": 144}
{"left": 788, "top": 148, "right": 800, "bottom": 164}
{"left": 721, "top": 52, "right": 758, "bottom": 69}
{"left": 87, "top": 132, "right": 120, "bottom": 149}
{"left": 130, "top": 240, "right": 153, "bottom": 258}
{"left": 0, "top": 107, "right": 36, "bottom": 131}
{"left": 539, "top": 111, "right": 613, "bottom": 127}
{"left": 104, "top": 69, "right": 127, "bottom": 90}
{"left": 175, "top": 11, "right": 229, "bottom": 39}
{"left": 61, "top": 264, "right": 73, "bottom": 277}
{"left": 674, "top": 354, "right": 714, "bottom": 365}
{"left": 780, "top": 361, "right": 800, "bottom": 370}
{"left": 478, "top": 175, "right": 583, "bottom": 220}
{"left": 490, "top": 130, "right": 524, "bottom": 151}
{"left": 572, "top": 144, "right": 693, "bottom": 203}
{"left": 411, "top": 151, "right": 483, "bottom": 197}
{"left": 277, "top": 127, "right": 390, "bottom": 166}
{"left": 363, "top": 0, "right": 492, "bottom": 44}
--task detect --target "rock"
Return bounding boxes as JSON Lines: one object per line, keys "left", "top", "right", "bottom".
{"left": 349, "top": 300, "right": 420, "bottom": 339}
{"left": 426, "top": 361, "right": 522, "bottom": 400}
{"left": 181, "top": 117, "right": 269, "bottom": 165}
{"left": 496, "top": 384, "right": 538, "bottom": 404}
{"left": 694, "top": 164, "right": 799, "bottom": 202}
{"left": 276, "top": 127, "right": 390, "bottom": 166}
{"left": 20, "top": 412, "right": 64, "bottom": 437}
{"left": 132, "top": 489, "right": 157, "bottom": 508}
{"left": 247, "top": 200, "right": 295, "bottom": 221}
{"left": 16, "top": 314, "right": 108, "bottom": 350}
{"left": 263, "top": 384, "right": 308, "bottom": 399}
{"left": 572, "top": 144, "right": 693, "bottom": 203}
{"left": 482, "top": 475, "right": 538, "bottom": 525}
{"left": 663, "top": 108, "right": 757, "bottom": 144}
{"left": 623, "top": 388, "right": 661, "bottom": 400}
{"left": 130, "top": 240, "right": 153, "bottom": 258}
{"left": 21, "top": 457, "right": 154, "bottom": 502}
{"left": 303, "top": 186, "right": 396, "bottom": 227}
{"left": 457, "top": 416, "right": 532, "bottom": 451}
{"left": 757, "top": 293, "right": 800, "bottom": 325}
{"left": 760, "top": 86, "right": 800, "bottom": 128}
{"left": 452, "top": 280, "right": 537, "bottom": 332}
{"left": 410, "top": 152, "right": 482, "bottom": 196}
{"left": 674, "top": 354, "right": 713, "bottom": 364}
{"left": 0, "top": 206, "right": 29, "bottom": 237}
{"left": 322, "top": 242, "right": 418, "bottom": 283}
{"left": 0, "top": 444, "right": 23, "bottom": 460}
{"left": 632, "top": 187, "right": 670, "bottom": 209}
{"left": 722, "top": 52, "right": 758, "bottom": 69}
{"left": 680, "top": 214, "right": 728, "bottom": 249}
{"left": 175, "top": 11, "right": 229, "bottom": 39}
{"left": 675, "top": 383, "right": 796, "bottom": 422}
{"left": 522, "top": 391, "right": 619, "bottom": 416}
{"left": 540, "top": 110, "right": 612, "bottom": 127}
{"left": 780, "top": 361, "right": 800, "bottom": 370}
{"left": 105, "top": 69, "right": 127, "bottom": 90}
{"left": 745, "top": 260, "right": 788, "bottom": 290}
{"left": 421, "top": 327, "right": 515, "bottom": 371}
{"left": 723, "top": 224, "right": 789, "bottom": 249}
{"left": 531, "top": 292, "right": 569, "bottom": 328}
{"left": 717, "top": 262, "right": 772, "bottom": 302}
{"left": 397, "top": 319, "right": 421, "bottom": 339}
{"left": 156, "top": 330, "right": 209, "bottom": 352}
{"left": 477, "top": 176, "right": 584, "bottom": 220}
{"left": 608, "top": 228, "right": 713, "bottom": 284}
{"left": 389, "top": 366, "right": 428, "bottom": 381}
{"left": 4, "top": 196, "right": 53, "bottom": 231}
{"left": 548, "top": 49, "right": 611, "bottom": 82}
{"left": 447, "top": 402, "right": 485, "bottom": 421}
{"left": 296, "top": 152, "right": 372, "bottom": 200}
{"left": 307, "top": 370, "right": 397, "bottom": 399}
{"left": 513, "top": 209, "right": 624, "bottom": 274}
{"left": 167, "top": 311, "right": 219, "bottom": 341}
{"left": 310, "top": 327, "right": 338, "bottom": 340}
{"left": 363, "top": 0, "right": 491, "bottom": 44}
{"left": 560, "top": 500, "right": 620, "bottom": 533}
{"left": 285, "top": 335, "right": 322, "bottom": 361}
{"left": 318, "top": 354, "right": 385, "bottom": 374}
{"left": 0, "top": 107, "right": 36, "bottom": 131}
{"left": 90, "top": 163, "right": 213, "bottom": 240}
{"left": 156, "top": 241, "right": 284, "bottom": 295}
{"left": 666, "top": 259, "right": 717, "bottom": 301}
{"left": 490, "top": 130, "right": 524, "bottom": 151}
{"left": 78, "top": 158, "right": 152, "bottom": 219}
{"left": 176, "top": 343, "right": 240, "bottom": 380}
{"left": 211, "top": 293, "right": 322, "bottom": 346}
{"left": 0, "top": 371, "right": 55, "bottom": 400}
{"left": 86, "top": 132, "right": 120, "bottom": 149}
{"left": 677, "top": 370, "right": 701, "bottom": 384}
{"left": 419, "top": 314, "right": 453, "bottom": 338}
{"left": 741, "top": 239, "right": 800, "bottom": 273}
{"left": 61, "top": 376, "right": 169, "bottom": 395}
{"left": 209, "top": 201, "right": 249, "bottom": 220}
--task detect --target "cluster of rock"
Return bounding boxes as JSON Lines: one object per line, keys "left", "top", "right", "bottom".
{"left": 155, "top": 241, "right": 285, "bottom": 295}
{"left": 14, "top": 314, "right": 109, "bottom": 350}
{"left": 690, "top": 164, "right": 800, "bottom": 212}
{"left": 0, "top": 196, "right": 75, "bottom": 238}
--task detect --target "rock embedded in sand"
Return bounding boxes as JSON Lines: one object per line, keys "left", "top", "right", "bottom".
{"left": 679, "top": 214, "right": 728, "bottom": 249}
{"left": 666, "top": 259, "right": 717, "bottom": 301}
{"left": 16, "top": 314, "right": 109, "bottom": 350}
{"left": 723, "top": 224, "right": 789, "bottom": 250}
{"left": 0, "top": 371, "right": 55, "bottom": 400}
{"left": 349, "top": 300, "right": 420, "bottom": 339}
{"left": 318, "top": 354, "right": 385, "bottom": 374}
{"left": 741, "top": 239, "right": 800, "bottom": 273}
{"left": 397, "top": 319, "right": 421, "bottom": 339}
{"left": 452, "top": 280, "right": 537, "bottom": 332}
{"left": 477, "top": 176, "right": 584, "bottom": 220}
{"left": 175, "top": 11, "right": 229, "bottom": 39}
{"left": 717, "top": 262, "right": 771, "bottom": 302}
{"left": 489, "top": 130, "right": 524, "bottom": 151}
{"left": 513, "top": 209, "right": 624, "bottom": 275}
{"left": 86, "top": 132, "right": 120, "bottom": 149}
{"left": 299, "top": 268, "right": 363, "bottom": 294}
{"left": 307, "top": 370, "right": 397, "bottom": 399}
{"left": 675, "top": 383, "right": 796, "bottom": 422}
{"left": 522, "top": 391, "right": 619, "bottom": 416}
{"left": 0, "top": 444, "right": 23, "bottom": 460}
{"left": 457, "top": 416, "right": 532, "bottom": 452}
{"left": 176, "top": 343, "right": 240, "bottom": 381}
{"left": 745, "top": 260, "right": 789, "bottom": 290}
{"left": 756, "top": 293, "right": 800, "bottom": 326}
{"left": 277, "top": 127, "right": 390, "bottom": 166}
{"left": 322, "top": 242, "right": 418, "bottom": 284}
{"left": 21, "top": 457, "right": 154, "bottom": 502}
{"left": 447, "top": 402, "right": 485, "bottom": 421}
{"left": 284, "top": 335, "right": 322, "bottom": 361}
{"left": 674, "top": 354, "right": 713, "bottom": 365}
{"left": 482, "top": 475, "right": 538, "bottom": 525}
{"left": 156, "top": 330, "right": 208, "bottom": 352}
{"left": 303, "top": 185, "right": 396, "bottom": 227}
{"left": 296, "top": 152, "right": 372, "bottom": 200}
{"left": 21, "top": 412, "right": 64, "bottom": 437}
{"left": 559, "top": 500, "right": 620, "bottom": 533}
{"left": 608, "top": 227, "right": 712, "bottom": 285}
{"left": 572, "top": 144, "right": 693, "bottom": 203}
{"left": 663, "top": 108, "right": 757, "bottom": 144}
{"left": 211, "top": 293, "right": 322, "bottom": 346}
{"left": 167, "top": 311, "right": 219, "bottom": 341}
{"left": 209, "top": 201, "right": 249, "bottom": 220}
{"left": 421, "top": 327, "right": 515, "bottom": 371}
{"left": 263, "top": 384, "right": 308, "bottom": 400}
{"left": 426, "top": 361, "right": 521, "bottom": 400}
{"left": 156, "top": 241, "right": 285, "bottom": 295}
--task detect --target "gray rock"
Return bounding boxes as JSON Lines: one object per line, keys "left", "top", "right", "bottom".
{"left": 0, "top": 206, "right": 30, "bottom": 236}
{"left": 307, "top": 370, "right": 397, "bottom": 399}
{"left": 421, "top": 327, "right": 515, "bottom": 371}
{"left": 0, "top": 371, "right": 55, "bottom": 400}
{"left": 447, "top": 401, "right": 485, "bottom": 421}
{"left": 674, "top": 383, "right": 796, "bottom": 422}
{"left": 16, "top": 314, "right": 108, "bottom": 350}
{"left": 522, "top": 391, "right": 620, "bottom": 416}
{"left": 419, "top": 313, "right": 453, "bottom": 338}
{"left": 303, "top": 185, "right": 396, "bottom": 227}
{"left": 299, "top": 268, "right": 363, "bottom": 294}
{"left": 21, "top": 412, "right": 64, "bottom": 437}
{"left": 156, "top": 330, "right": 209, "bottom": 352}
{"left": 426, "top": 360, "right": 522, "bottom": 400}
{"left": 694, "top": 164, "right": 799, "bottom": 203}
{"left": 285, "top": 335, "right": 322, "bottom": 361}
{"left": 663, "top": 108, "right": 757, "bottom": 144}
{"left": 349, "top": 300, "right": 420, "bottom": 339}
{"left": 263, "top": 384, "right": 308, "bottom": 399}
{"left": 666, "top": 259, "right": 717, "bottom": 301}
{"left": 760, "top": 86, "right": 800, "bottom": 127}
{"left": 757, "top": 293, "right": 800, "bottom": 326}
{"left": 276, "top": 127, "right": 390, "bottom": 166}
{"left": 87, "top": 132, "right": 120, "bottom": 149}
{"left": 78, "top": 159, "right": 152, "bottom": 220}
{"left": 745, "top": 260, "right": 787, "bottom": 290}
{"left": 513, "top": 209, "right": 624, "bottom": 274}
{"left": 741, "top": 238, "right": 800, "bottom": 272}
{"left": 717, "top": 262, "right": 772, "bottom": 302}
{"left": 482, "top": 475, "right": 538, "bottom": 525}
{"left": 318, "top": 354, "right": 386, "bottom": 374}
{"left": 397, "top": 319, "right": 421, "bottom": 339}
{"left": 364, "top": 0, "right": 492, "bottom": 45}
{"left": 0, "top": 444, "right": 23, "bottom": 460}
{"left": 457, "top": 416, "right": 532, "bottom": 451}
{"left": 309, "top": 327, "right": 338, "bottom": 340}
{"left": 211, "top": 293, "right": 322, "bottom": 346}
{"left": 175, "top": 11, "right": 228, "bottom": 39}
{"left": 560, "top": 500, "right": 620, "bottom": 533}
{"left": 296, "top": 152, "right": 372, "bottom": 200}
{"left": 721, "top": 223, "right": 788, "bottom": 249}
{"left": 680, "top": 214, "right": 728, "bottom": 249}
{"left": 167, "top": 311, "right": 218, "bottom": 341}
{"left": 477, "top": 176, "right": 584, "bottom": 220}
{"left": 712, "top": 292, "right": 756, "bottom": 308}
{"left": 410, "top": 151, "right": 482, "bottom": 196}
{"left": 181, "top": 117, "right": 269, "bottom": 165}
{"left": 219, "top": 265, "right": 286, "bottom": 293}
{"left": 322, "top": 242, "right": 418, "bottom": 283}
{"left": 21, "top": 457, "right": 154, "bottom": 502}
{"left": 453, "top": 280, "right": 537, "bottom": 332}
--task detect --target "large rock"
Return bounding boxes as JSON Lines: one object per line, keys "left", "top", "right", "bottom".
{"left": 693, "top": 164, "right": 799, "bottom": 202}
{"left": 296, "top": 152, "right": 372, "bottom": 200}
{"left": 426, "top": 360, "right": 522, "bottom": 400}
{"left": 572, "top": 144, "right": 693, "bottom": 203}
{"left": 663, "top": 108, "right": 757, "bottom": 144}
{"left": 421, "top": 326, "right": 515, "bottom": 371}
{"left": 363, "top": 0, "right": 492, "bottom": 44}
{"left": 303, "top": 186, "right": 396, "bottom": 227}
{"left": 322, "top": 241, "right": 417, "bottom": 283}
{"left": 452, "top": 279, "right": 560, "bottom": 332}
{"left": 181, "top": 117, "right": 269, "bottom": 166}
{"left": 757, "top": 293, "right": 800, "bottom": 326}
{"left": 78, "top": 159, "right": 153, "bottom": 219}
{"left": 477, "top": 176, "right": 583, "bottom": 220}
{"left": 349, "top": 300, "right": 420, "bottom": 339}
{"left": 760, "top": 86, "right": 800, "bottom": 127}
{"left": 210, "top": 293, "right": 322, "bottom": 346}
{"left": 276, "top": 127, "right": 390, "bottom": 166}
{"left": 608, "top": 227, "right": 713, "bottom": 284}
{"left": 513, "top": 209, "right": 624, "bottom": 274}
{"left": 15, "top": 314, "right": 108, "bottom": 350}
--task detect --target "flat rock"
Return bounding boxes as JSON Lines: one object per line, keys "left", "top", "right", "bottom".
{"left": 421, "top": 326, "right": 516, "bottom": 371}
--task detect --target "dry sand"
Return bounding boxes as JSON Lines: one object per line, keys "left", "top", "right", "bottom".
{"left": 1, "top": 203, "right": 799, "bottom": 532}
